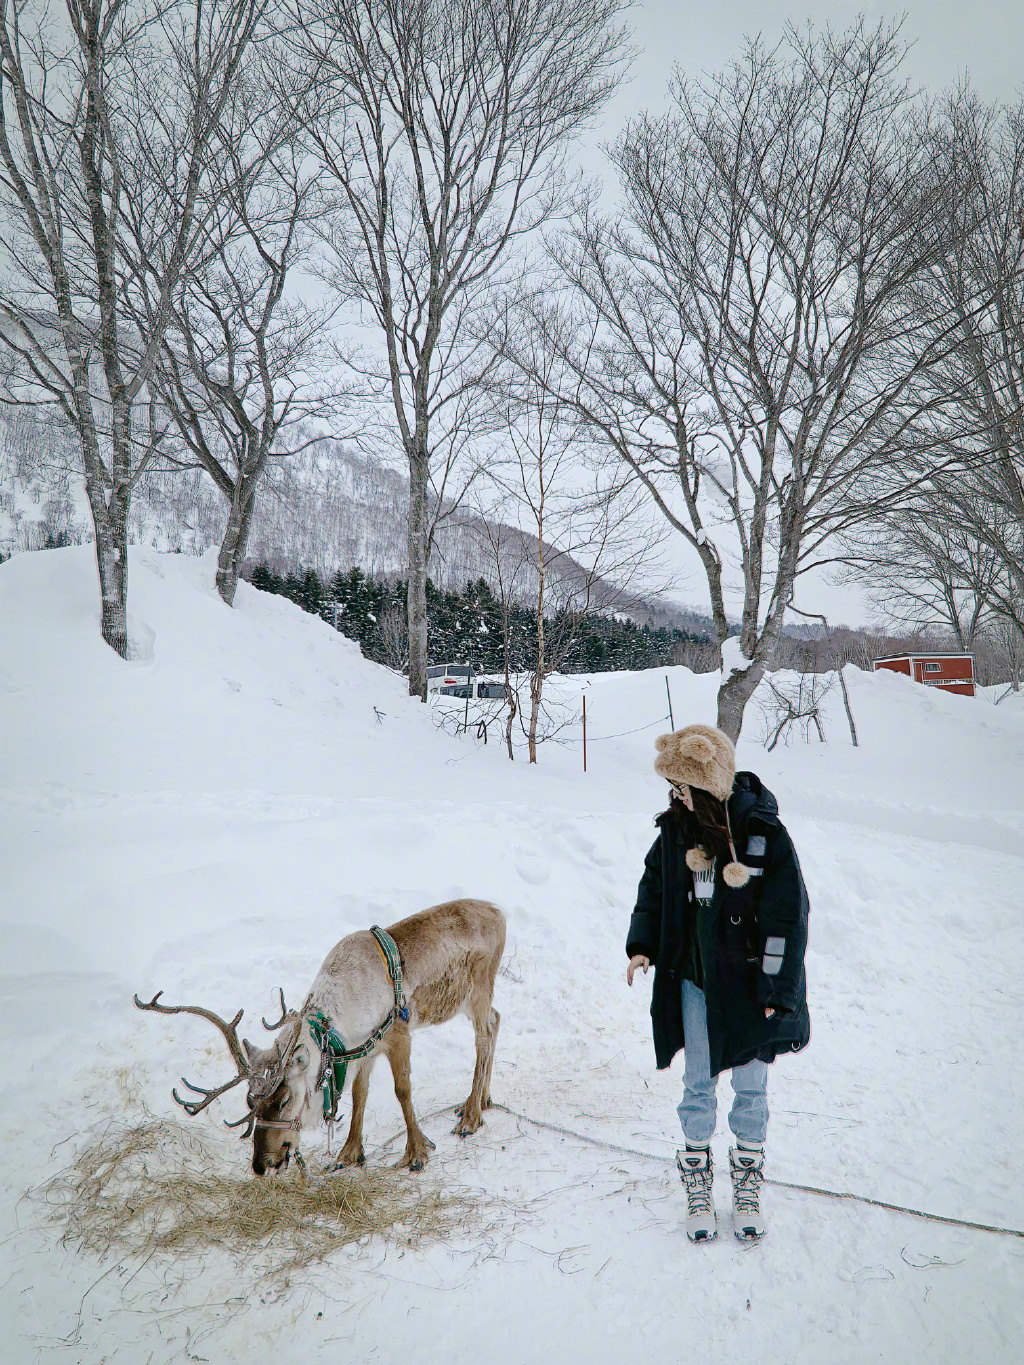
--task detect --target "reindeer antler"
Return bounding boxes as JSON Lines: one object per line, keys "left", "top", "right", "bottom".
{"left": 134, "top": 991, "right": 252, "bottom": 1119}
{"left": 261, "top": 987, "right": 291, "bottom": 1031}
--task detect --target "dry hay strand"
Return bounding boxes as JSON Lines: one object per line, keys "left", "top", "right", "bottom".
{"left": 38, "top": 1116, "right": 490, "bottom": 1275}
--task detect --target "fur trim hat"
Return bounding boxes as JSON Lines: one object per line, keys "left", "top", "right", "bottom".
{"left": 655, "top": 724, "right": 752, "bottom": 888}
{"left": 654, "top": 724, "right": 736, "bottom": 802}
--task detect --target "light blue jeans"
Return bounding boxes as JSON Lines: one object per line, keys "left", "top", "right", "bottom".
{"left": 677, "top": 978, "right": 769, "bottom": 1146}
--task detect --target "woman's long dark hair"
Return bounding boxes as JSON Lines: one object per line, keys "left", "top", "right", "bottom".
{"left": 658, "top": 787, "right": 732, "bottom": 861}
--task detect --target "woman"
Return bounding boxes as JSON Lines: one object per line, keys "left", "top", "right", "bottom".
{"left": 626, "top": 723, "right": 810, "bottom": 1243}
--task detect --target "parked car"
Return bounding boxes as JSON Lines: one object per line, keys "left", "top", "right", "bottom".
{"left": 426, "top": 663, "right": 474, "bottom": 695}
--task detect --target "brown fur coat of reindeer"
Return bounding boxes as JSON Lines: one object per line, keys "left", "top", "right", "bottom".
{"left": 136, "top": 899, "right": 505, "bottom": 1176}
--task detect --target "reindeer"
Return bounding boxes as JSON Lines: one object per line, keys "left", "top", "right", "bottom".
{"left": 136, "top": 899, "right": 505, "bottom": 1175}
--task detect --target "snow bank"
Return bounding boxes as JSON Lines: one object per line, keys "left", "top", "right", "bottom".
{"left": 1, "top": 546, "right": 1022, "bottom": 1364}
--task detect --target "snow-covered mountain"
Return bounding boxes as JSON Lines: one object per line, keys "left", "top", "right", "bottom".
{"left": 0, "top": 412, "right": 711, "bottom": 631}
{"left": 1, "top": 544, "right": 1021, "bottom": 1363}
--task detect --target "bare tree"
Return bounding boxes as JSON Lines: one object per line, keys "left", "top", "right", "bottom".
{"left": 511, "top": 21, "right": 953, "bottom": 740}
{"left": 841, "top": 506, "right": 999, "bottom": 650}
{"left": 139, "top": 107, "right": 334, "bottom": 605}
{"left": 760, "top": 671, "right": 833, "bottom": 750}
{"left": 494, "top": 352, "right": 651, "bottom": 761}
{"left": 854, "top": 92, "right": 1024, "bottom": 644}
{"left": 283, "top": 0, "right": 631, "bottom": 697}
{"left": 832, "top": 91, "right": 1024, "bottom": 680}
{"left": 0, "top": 0, "right": 266, "bottom": 654}
{"left": 786, "top": 607, "right": 858, "bottom": 746}
{"left": 469, "top": 512, "right": 528, "bottom": 759}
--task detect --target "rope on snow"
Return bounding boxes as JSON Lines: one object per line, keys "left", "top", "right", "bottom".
{"left": 371, "top": 1101, "right": 1024, "bottom": 1240}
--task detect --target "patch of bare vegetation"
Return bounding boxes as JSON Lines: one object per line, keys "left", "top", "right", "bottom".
{"left": 37, "top": 1117, "right": 493, "bottom": 1278}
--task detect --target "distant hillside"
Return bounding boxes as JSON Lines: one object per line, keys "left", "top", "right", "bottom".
{"left": 0, "top": 411, "right": 715, "bottom": 634}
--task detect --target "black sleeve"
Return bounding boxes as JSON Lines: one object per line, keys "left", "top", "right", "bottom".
{"left": 626, "top": 832, "right": 663, "bottom": 964}
{"left": 755, "top": 822, "right": 809, "bottom": 1013}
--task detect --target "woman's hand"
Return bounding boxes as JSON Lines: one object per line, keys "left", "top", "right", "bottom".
{"left": 764, "top": 1007, "right": 775, "bottom": 1018}
{"left": 627, "top": 955, "right": 650, "bottom": 986}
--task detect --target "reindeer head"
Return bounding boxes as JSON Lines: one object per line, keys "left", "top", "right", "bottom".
{"left": 134, "top": 988, "right": 318, "bottom": 1177}
{"left": 244, "top": 1018, "right": 318, "bottom": 1175}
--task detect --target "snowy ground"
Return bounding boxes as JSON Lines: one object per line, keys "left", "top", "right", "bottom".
{"left": 2, "top": 545, "right": 1023, "bottom": 1364}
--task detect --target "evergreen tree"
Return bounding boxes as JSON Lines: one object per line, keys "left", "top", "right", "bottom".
{"left": 250, "top": 563, "right": 280, "bottom": 594}
{"left": 246, "top": 558, "right": 713, "bottom": 676}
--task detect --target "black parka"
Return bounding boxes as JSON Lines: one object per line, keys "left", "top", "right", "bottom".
{"left": 626, "top": 772, "right": 811, "bottom": 1077}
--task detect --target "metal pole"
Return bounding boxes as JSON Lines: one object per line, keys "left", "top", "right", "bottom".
{"left": 665, "top": 674, "right": 675, "bottom": 730}
{"left": 583, "top": 693, "right": 587, "bottom": 773}
{"left": 464, "top": 689, "right": 470, "bottom": 734}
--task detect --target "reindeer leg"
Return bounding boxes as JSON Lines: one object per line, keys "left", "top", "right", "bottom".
{"left": 336, "top": 1058, "right": 374, "bottom": 1167}
{"left": 454, "top": 995, "right": 500, "bottom": 1137}
{"left": 481, "top": 1007, "right": 500, "bottom": 1110}
{"left": 386, "top": 1026, "right": 434, "bottom": 1172}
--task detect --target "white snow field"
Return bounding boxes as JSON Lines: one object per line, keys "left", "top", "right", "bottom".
{"left": 2, "top": 545, "right": 1023, "bottom": 1364}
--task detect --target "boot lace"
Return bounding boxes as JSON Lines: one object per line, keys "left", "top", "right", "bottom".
{"left": 732, "top": 1161, "right": 764, "bottom": 1215}
{"left": 680, "top": 1164, "right": 714, "bottom": 1216}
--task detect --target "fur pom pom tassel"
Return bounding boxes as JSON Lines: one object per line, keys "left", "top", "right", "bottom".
{"left": 686, "top": 846, "right": 713, "bottom": 874}
{"left": 723, "top": 861, "right": 752, "bottom": 888}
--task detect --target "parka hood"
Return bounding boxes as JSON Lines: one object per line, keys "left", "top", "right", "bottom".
{"left": 729, "top": 771, "right": 779, "bottom": 829}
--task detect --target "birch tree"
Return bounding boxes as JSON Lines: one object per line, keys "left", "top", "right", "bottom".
{"left": 284, "top": 0, "right": 630, "bottom": 698}
{"left": 0, "top": 0, "right": 265, "bottom": 655}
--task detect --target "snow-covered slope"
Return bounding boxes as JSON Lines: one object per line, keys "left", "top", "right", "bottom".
{"left": 2, "top": 546, "right": 1023, "bottom": 1363}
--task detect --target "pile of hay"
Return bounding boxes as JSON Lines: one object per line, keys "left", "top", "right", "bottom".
{"left": 39, "top": 1117, "right": 489, "bottom": 1275}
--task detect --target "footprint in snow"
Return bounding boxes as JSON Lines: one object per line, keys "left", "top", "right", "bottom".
{"left": 515, "top": 850, "right": 550, "bottom": 885}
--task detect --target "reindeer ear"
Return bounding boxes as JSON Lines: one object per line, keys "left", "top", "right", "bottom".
{"left": 242, "top": 1038, "right": 258, "bottom": 1063}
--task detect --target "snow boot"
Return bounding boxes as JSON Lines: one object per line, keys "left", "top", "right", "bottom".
{"left": 729, "top": 1145, "right": 767, "bottom": 1241}
{"left": 676, "top": 1148, "right": 717, "bottom": 1243}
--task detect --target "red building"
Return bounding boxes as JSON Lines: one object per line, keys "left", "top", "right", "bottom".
{"left": 872, "top": 653, "right": 976, "bottom": 697}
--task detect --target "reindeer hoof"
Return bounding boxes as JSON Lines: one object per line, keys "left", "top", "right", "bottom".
{"left": 337, "top": 1146, "right": 366, "bottom": 1168}
{"left": 453, "top": 1114, "right": 483, "bottom": 1137}
{"left": 395, "top": 1138, "right": 433, "bottom": 1171}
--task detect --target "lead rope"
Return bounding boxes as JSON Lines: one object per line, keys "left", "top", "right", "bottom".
{"left": 369, "top": 1102, "right": 1024, "bottom": 1240}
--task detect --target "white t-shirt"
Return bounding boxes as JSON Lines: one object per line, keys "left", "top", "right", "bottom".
{"left": 692, "top": 858, "right": 717, "bottom": 904}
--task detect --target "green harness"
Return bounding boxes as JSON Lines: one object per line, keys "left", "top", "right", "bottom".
{"left": 307, "top": 926, "right": 409, "bottom": 1123}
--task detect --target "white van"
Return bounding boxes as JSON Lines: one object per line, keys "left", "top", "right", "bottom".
{"left": 426, "top": 665, "right": 508, "bottom": 701}
{"left": 426, "top": 663, "right": 474, "bottom": 697}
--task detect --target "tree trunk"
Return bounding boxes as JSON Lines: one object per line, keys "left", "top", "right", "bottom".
{"left": 502, "top": 616, "right": 517, "bottom": 760}
{"left": 716, "top": 657, "right": 765, "bottom": 743}
{"left": 717, "top": 507, "right": 803, "bottom": 742}
{"left": 91, "top": 491, "right": 130, "bottom": 659}
{"left": 79, "top": 392, "right": 131, "bottom": 659}
{"left": 836, "top": 663, "right": 860, "bottom": 746}
{"left": 504, "top": 688, "right": 517, "bottom": 760}
{"left": 216, "top": 482, "right": 259, "bottom": 607}
{"left": 528, "top": 525, "right": 546, "bottom": 764}
{"left": 407, "top": 448, "right": 429, "bottom": 700}
{"left": 528, "top": 671, "right": 542, "bottom": 763}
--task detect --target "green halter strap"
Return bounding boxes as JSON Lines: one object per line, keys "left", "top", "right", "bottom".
{"left": 307, "top": 926, "right": 408, "bottom": 1123}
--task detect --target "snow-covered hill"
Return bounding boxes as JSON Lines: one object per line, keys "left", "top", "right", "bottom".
{"left": 2, "top": 546, "right": 1022, "bottom": 1363}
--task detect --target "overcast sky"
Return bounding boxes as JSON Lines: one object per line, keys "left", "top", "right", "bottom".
{"left": 576, "top": 1, "right": 1023, "bottom": 626}
{"left": 609, "top": 0, "right": 1023, "bottom": 134}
